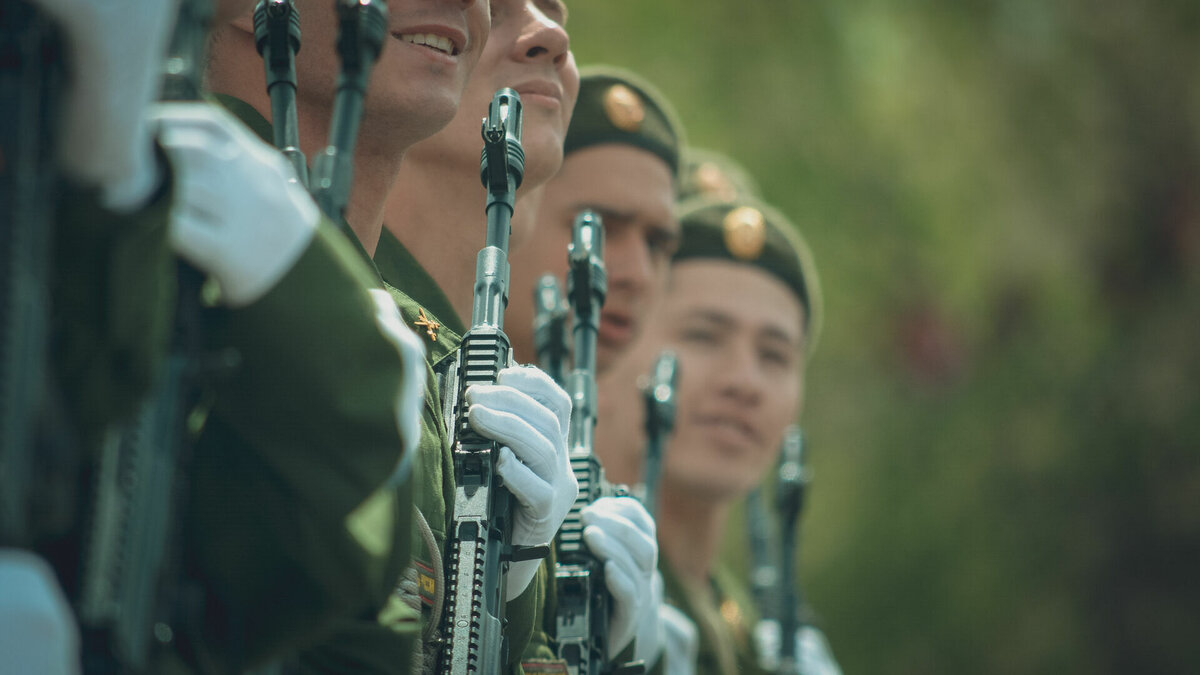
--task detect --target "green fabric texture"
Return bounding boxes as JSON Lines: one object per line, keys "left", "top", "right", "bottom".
{"left": 673, "top": 197, "right": 824, "bottom": 353}
{"left": 51, "top": 167, "right": 175, "bottom": 451}
{"left": 177, "top": 97, "right": 415, "bottom": 670}
{"left": 186, "top": 223, "right": 416, "bottom": 668}
{"left": 660, "top": 559, "right": 767, "bottom": 675}
{"left": 374, "top": 228, "right": 547, "bottom": 674}
{"left": 564, "top": 66, "right": 686, "bottom": 178}
{"left": 678, "top": 147, "right": 763, "bottom": 203}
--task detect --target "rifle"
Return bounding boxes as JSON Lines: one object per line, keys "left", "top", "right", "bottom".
{"left": 77, "top": 1, "right": 213, "bottom": 670}
{"left": 639, "top": 351, "right": 678, "bottom": 519}
{"left": 532, "top": 274, "right": 569, "bottom": 386}
{"left": 254, "top": 0, "right": 308, "bottom": 187}
{"left": 309, "top": 0, "right": 386, "bottom": 230}
{"left": 775, "top": 425, "right": 810, "bottom": 675}
{"left": 0, "top": 0, "right": 63, "bottom": 546}
{"left": 553, "top": 211, "right": 643, "bottom": 675}
{"left": 747, "top": 484, "right": 783, "bottom": 672}
{"left": 439, "top": 89, "right": 545, "bottom": 674}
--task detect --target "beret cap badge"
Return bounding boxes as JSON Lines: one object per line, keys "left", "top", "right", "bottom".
{"left": 602, "top": 83, "right": 645, "bottom": 132}
{"left": 722, "top": 206, "right": 767, "bottom": 260}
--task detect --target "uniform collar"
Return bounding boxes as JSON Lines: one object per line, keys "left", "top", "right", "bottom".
{"left": 375, "top": 229, "right": 467, "bottom": 364}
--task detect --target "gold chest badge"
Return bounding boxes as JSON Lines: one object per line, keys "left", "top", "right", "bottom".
{"left": 413, "top": 307, "right": 440, "bottom": 342}
{"left": 722, "top": 206, "right": 767, "bottom": 260}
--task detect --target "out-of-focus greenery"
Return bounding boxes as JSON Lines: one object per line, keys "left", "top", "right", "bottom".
{"left": 567, "top": 2, "right": 1200, "bottom": 672}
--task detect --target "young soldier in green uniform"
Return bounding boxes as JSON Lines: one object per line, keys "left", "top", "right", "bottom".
{"left": 501, "top": 67, "right": 694, "bottom": 671}
{"left": 596, "top": 197, "right": 840, "bottom": 675}
{"left": 507, "top": 67, "right": 685, "bottom": 374}
{"left": 377, "top": 10, "right": 666, "bottom": 674}
{"left": 200, "top": 1, "right": 504, "bottom": 671}
{"left": 2, "top": 0, "right": 467, "bottom": 670}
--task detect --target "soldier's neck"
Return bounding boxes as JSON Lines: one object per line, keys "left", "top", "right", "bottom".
{"left": 657, "top": 489, "right": 731, "bottom": 584}
{"left": 385, "top": 158, "right": 539, "bottom": 327}
{"left": 206, "top": 28, "right": 416, "bottom": 258}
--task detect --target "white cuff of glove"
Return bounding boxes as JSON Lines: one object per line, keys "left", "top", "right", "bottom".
{"left": 580, "top": 496, "right": 660, "bottom": 661}
{"left": 0, "top": 550, "right": 80, "bottom": 675}
{"left": 154, "top": 102, "right": 319, "bottom": 307}
{"left": 659, "top": 603, "right": 699, "bottom": 675}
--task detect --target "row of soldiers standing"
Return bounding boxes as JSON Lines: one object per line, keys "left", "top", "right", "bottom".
{"left": 0, "top": 0, "right": 843, "bottom": 673}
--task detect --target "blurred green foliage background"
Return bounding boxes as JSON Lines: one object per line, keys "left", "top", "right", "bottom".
{"left": 567, "top": 1, "right": 1200, "bottom": 672}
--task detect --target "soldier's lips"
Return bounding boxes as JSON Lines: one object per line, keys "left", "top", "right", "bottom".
{"left": 598, "top": 312, "right": 634, "bottom": 349}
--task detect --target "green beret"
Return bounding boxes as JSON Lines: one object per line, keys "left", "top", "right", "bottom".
{"left": 565, "top": 65, "right": 685, "bottom": 178}
{"left": 678, "top": 147, "right": 762, "bottom": 203}
{"left": 673, "top": 197, "right": 823, "bottom": 353}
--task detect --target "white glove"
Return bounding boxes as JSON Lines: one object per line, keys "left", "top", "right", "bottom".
{"left": 366, "top": 288, "right": 426, "bottom": 483}
{"left": 31, "top": 0, "right": 180, "bottom": 211}
{"left": 0, "top": 550, "right": 80, "bottom": 675}
{"left": 153, "top": 102, "right": 320, "bottom": 308}
{"left": 796, "top": 625, "right": 843, "bottom": 675}
{"left": 580, "top": 496, "right": 660, "bottom": 662}
{"left": 465, "top": 365, "right": 576, "bottom": 601}
{"left": 659, "top": 603, "right": 699, "bottom": 675}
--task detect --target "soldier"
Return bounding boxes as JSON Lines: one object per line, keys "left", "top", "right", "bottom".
{"left": 374, "top": 7, "right": 666, "bottom": 673}
{"left": 507, "top": 66, "right": 686, "bottom": 374}
{"left": 596, "top": 197, "right": 841, "bottom": 675}
{"left": 2, "top": 0, "right": 464, "bottom": 670}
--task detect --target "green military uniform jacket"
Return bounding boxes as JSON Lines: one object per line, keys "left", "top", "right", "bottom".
{"left": 661, "top": 558, "right": 767, "bottom": 675}
{"left": 373, "top": 230, "right": 546, "bottom": 674}
{"left": 154, "top": 97, "right": 418, "bottom": 671}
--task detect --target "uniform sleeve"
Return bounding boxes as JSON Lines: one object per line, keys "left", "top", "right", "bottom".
{"left": 185, "top": 223, "right": 414, "bottom": 667}
{"left": 51, "top": 162, "right": 175, "bottom": 452}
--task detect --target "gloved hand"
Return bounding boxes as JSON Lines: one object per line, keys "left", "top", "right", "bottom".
{"left": 659, "top": 603, "right": 699, "bottom": 675}
{"left": 796, "top": 625, "right": 844, "bottom": 675}
{"left": 0, "top": 550, "right": 80, "bottom": 675}
{"left": 153, "top": 102, "right": 320, "bottom": 308}
{"left": 580, "top": 496, "right": 661, "bottom": 662}
{"left": 465, "top": 365, "right": 576, "bottom": 601}
{"left": 31, "top": 0, "right": 180, "bottom": 211}
{"left": 366, "top": 288, "right": 427, "bottom": 482}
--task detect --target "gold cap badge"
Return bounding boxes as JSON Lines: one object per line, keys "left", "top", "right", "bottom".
{"left": 722, "top": 206, "right": 766, "bottom": 260}
{"left": 603, "top": 84, "right": 645, "bottom": 132}
{"left": 693, "top": 161, "right": 738, "bottom": 201}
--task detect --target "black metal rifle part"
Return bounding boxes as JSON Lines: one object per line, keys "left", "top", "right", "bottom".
{"left": 776, "top": 425, "right": 810, "bottom": 675}
{"left": 0, "top": 0, "right": 64, "bottom": 547}
{"left": 532, "top": 274, "right": 569, "bottom": 386}
{"left": 254, "top": 0, "right": 308, "bottom": 187}
{"left": 309, "top": 0, "right": 386, "bottom": 230}
{"left": 439, "top": 89, "right": 546, "bottom": 675}
{"left": 78, "top": 2, "right": 214, "bottom": 670}
{"left": 639, "top": 351, "right": 678, "bottom": 519}
{"left": 552, "top": 211, "right": 643, "bottom": 675}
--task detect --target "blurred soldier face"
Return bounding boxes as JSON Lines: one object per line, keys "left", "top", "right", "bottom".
{"left": 508, "top": 145, "right": 678, "bottom": 371}
{"left": 402, "top": 0, "right": 579, "bottom": 212}
{"left": 289, "top": 0, "right": 490, "bottom": 139}
{"left": 651, "top": 260, "right": 806, "bottom": 501}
